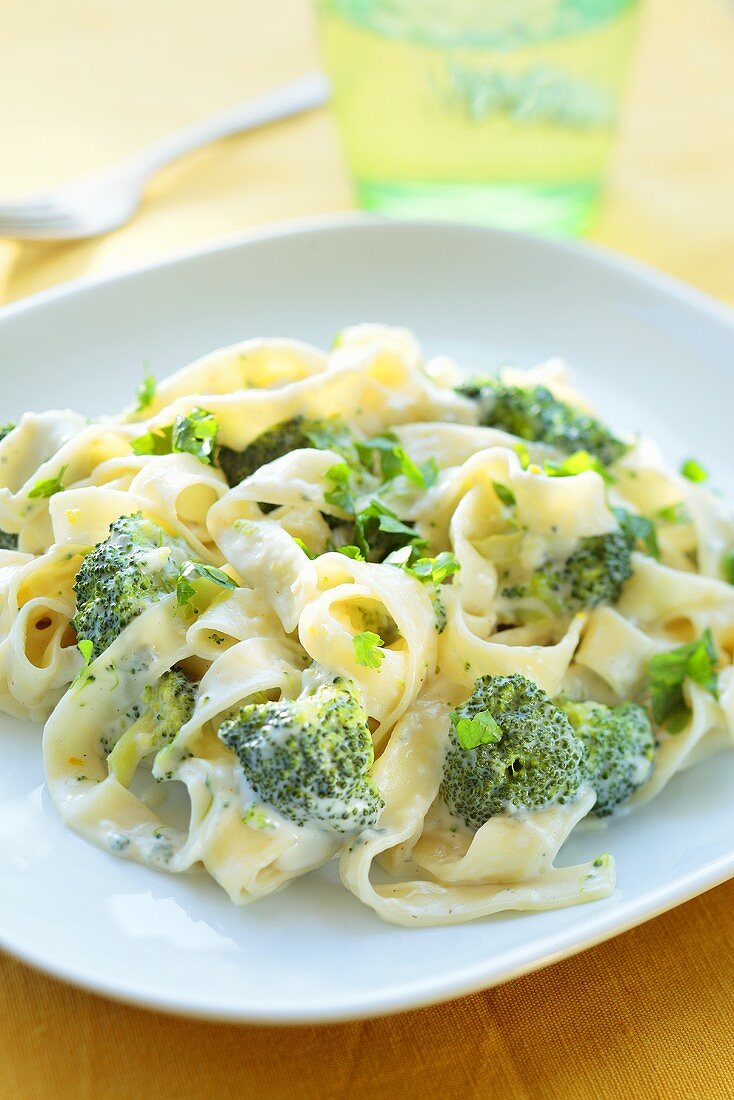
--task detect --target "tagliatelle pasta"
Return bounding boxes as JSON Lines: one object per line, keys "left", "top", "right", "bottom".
{"left": 0, "top": 324, "right": 730, "bottom": 927}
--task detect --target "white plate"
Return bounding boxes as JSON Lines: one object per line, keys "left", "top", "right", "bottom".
{"left": 1, "top": 216, "right": 733, "bottom": 1023}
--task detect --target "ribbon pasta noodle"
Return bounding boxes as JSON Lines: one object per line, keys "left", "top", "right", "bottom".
{"left": 0, "top": 323, "right": 727, "bottom": 927}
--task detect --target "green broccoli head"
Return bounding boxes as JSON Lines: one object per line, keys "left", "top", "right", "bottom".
{"left": 502, "top": 531, "right": 633, "bottom": 620}
{"left": 555, "top": 531, "right": 634, "bottom": 611}
{"left": 562, "top": 700, "right": 655, "bottom": 816}
{"left": 136, "top": 668, "right": 197, "bottom": 741}
{"left": 72, "top": 513, "right": 189, "bottom": 659}
{"left": 107, "top": 668, "right": 197, "bottom": 780}
{"left": 217, "top": 416, "right": 355, "bottom": 488}
{"left": 441, "top": 673, "right": 586, "bottom": 829}
{"left": 218, "top": 678, "right": 384, "bottom": 833}
{"left": 457, "top": 380, "right": 628, "bottom": 467}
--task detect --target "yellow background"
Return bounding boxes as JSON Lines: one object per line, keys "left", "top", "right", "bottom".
{"left": 1, "top": 0, "right": 734, "bottom": 1096}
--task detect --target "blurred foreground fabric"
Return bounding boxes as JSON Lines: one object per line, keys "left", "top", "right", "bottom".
{"left": 1, "top": 1, "right": 733, "bottom": 1097}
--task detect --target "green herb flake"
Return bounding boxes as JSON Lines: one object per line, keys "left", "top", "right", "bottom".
{"left": 406, "top": 551, "right": 460, "bottom": 586}
{"left": 492, "top": 481, "right": 516, "bottom": 507}
{"left": 544, "top": 450, "right": 613, "bottom": 484}
{"left": 324, "top": 462, "right": 354, "bottom": 512}
{"left": 28, "top": 465, "right": 68, "bottom": 499}
{"left": 337, "top": 545, "right": 365, "bottom": 560}
{"left": 71, "top": 638, "right": 95, "bottom": 688}
{"left": 293, "top": 537, "right": 316, "bottom": 560}
{"left": 451, "top": 710, "right": 503, "bottom": 750}
{"left": 514, "top": 441, "right": 531, "bottom": 470}
{"left": 613, "top": 507, "right": 660, "bottom": 559}
{"left": 132, "top": 409, "right": 218, "bottom": 464}
{"left": 420, "top": 457, "right": 440, "bottom": 488}
{"left": 648, "top": 628, "right": 718, "bottom": 731}
{"left": 175, "top": 578, "right": 197, "bottom": 608}
{"left": 681, "top": 457, "right": 708, "bottom": 483}
{"left": 356, "top": 433, "right": 434, "bottom": 488}
{"left": 131, "top": 425, "right": 174, "bottom": 456}
{"left": 135, "top": 368, "right": 157, "bottom": 413}
{"left": 172, "top": 407, "right": 218, "bottom": 465}
{"left": 656, "top": 502, "right": 690, "bottom": 525}
{"left": 353, "top": 498, "right": 426, "bottom": 560}
{"left": 722, "top": 549, "right": 734, "bottom": 585}
{"left": 353, "top": 630, "right": 385, "bottom": 669}
{"left": 176, "top": 561, "right": 235, "bottom": 608}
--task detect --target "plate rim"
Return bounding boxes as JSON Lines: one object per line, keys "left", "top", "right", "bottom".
{"left": 2, "top": 211, "right": 733, "bottom": 333}
{"left": 3, "top": 845, "right": 734, "bottom": 1024}
{"left": 2, "top": 213, "right": 734, "bottom": 1024}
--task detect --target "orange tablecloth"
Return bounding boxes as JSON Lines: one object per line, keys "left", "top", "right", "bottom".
{"left": 1, "top": 1, "right": 734, "bottom": 1096}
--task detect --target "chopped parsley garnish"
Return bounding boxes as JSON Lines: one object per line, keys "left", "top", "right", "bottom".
{"left": 29, "top": 465, "right": 68, "bottom": 499}
{"left": 514, "top": 441, "right": 531, "bottom": 470}
{"left": 132, "top": 408, "right": 218, "bottom": 465}
{"left": 613, "top": 507, "right": 660, "bottom": 559}
{"left": 681, "top": 457, "right": 708, "bottom": 483}
{"left": 323, "top": 462, "right": 354, "bottom": 512}
{"left": 131, "top": 425, "right": 173, "bottom": 456}
{"left": 293, "top": 537, "right": 317, "bottom": 560}
{"left": 353, "top": 499, "right": 426, "bottom": 560}
{"left": 404, "top": 551, "right": 460, "bottom": 585}
{"left": 135, "top": 368, "right": 157, "bottom": 413}
{"left": 337, "top": 545, "right": 365, "bottom": 560}
{"left": 721, "top": 550, "right": 734, "bottom": 585}
{"left": 72, "top": 638, "right": 95, "bottom": 688}
{"left": 353, "top": 630, "right": 385, "bottom": 669}
{"left": 172, "top": 407, "right": 218, "bottom": 464}
{"left": 648, "top": 628, "right": 718, "bottom": 732}
{"left": 356, "top": 433, "right": 437, "bottom": 488}
{"left": 491, "top": 481, "right": 516, "bottom": 507}
{"left": 544, "top": 450, "right": 613, "bottom": 484}
{"left": 420, "top": 457, "right": 440, "bottom": 488}
{"left": 657, "top": 503, "right": 689, "bottom": 524}
{"left": 176, "top": 561, "right": 235, "bottom": 608}
{"left": 450, "top": 709, "right": 502, "bottom": 750}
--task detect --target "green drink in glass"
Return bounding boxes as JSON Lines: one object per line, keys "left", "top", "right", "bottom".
{"left": 315, "top": 0, "right": 642, "bottom": 235}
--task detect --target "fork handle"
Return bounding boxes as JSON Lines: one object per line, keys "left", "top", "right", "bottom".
{"left": 134, "top": 72, "right": 330, "bottom": 176}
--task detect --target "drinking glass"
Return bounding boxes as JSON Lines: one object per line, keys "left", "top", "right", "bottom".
{"left": 314, "top": 0, "right": 643, "bottom": 234}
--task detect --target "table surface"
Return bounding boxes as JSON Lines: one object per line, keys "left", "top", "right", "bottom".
{"left": 1, "top": 1, "right": 734, "bottom": 1096}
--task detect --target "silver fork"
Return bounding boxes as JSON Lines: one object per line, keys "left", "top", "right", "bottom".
{"left": 0, "top": 73, "right": 330, "bottom": 241}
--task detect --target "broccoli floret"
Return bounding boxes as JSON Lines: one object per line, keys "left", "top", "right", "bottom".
{"left": 552, "top": 531, "right": 633, "bottom": 611}
{"left": 72, "top": 513, "right": 190, "bottom": 659}
{"left": 217, "top": 416, "right": 355, "bottom": 487}
{"left": 107, "top": 668, "right": 196, "bottom": 782}
{"left": 562, "top": 700, "right": 655, "bottom": 816}
{"left": 503, "top": 531, "right": 633, "bottom": 619}
{"left": 218, "top": 418, "right": 311, "bottom": 487}
{"left": 457, "top": 380, "right": 627, "bottom": 466}
{"left": 441, "top": 674, "right": 586, "bottom": 828}
{"left": 218, "top": 678, "right": 383, "bottom": 833}
{"left": 0, "top": 423, "right": 15, "bottom": 443}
